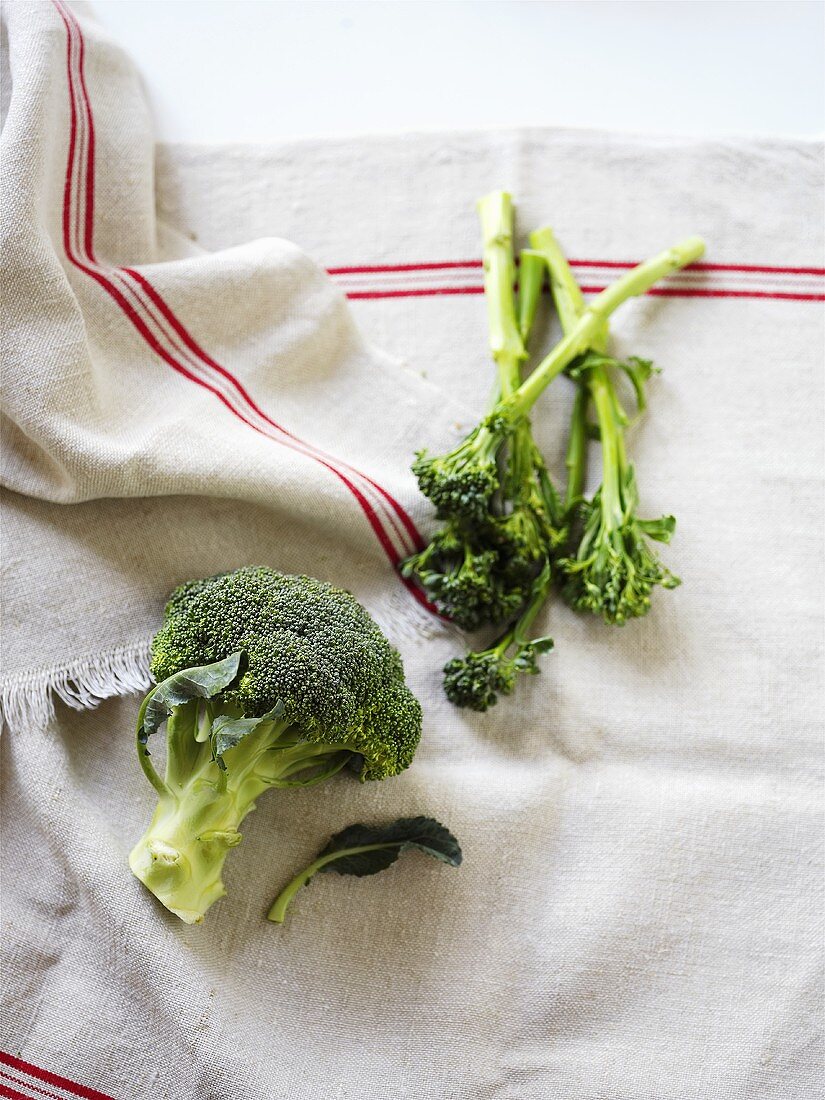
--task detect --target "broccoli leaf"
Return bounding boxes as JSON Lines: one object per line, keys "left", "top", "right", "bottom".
{"left": 138, "top": 651, "right": 242, "bottom": 743}
{"left": 317, "top": 815, "right": 463, "bottom": 876}
{"left": 617, "top": 356, "right": 658, "bottom": 414}
{"left": 210, "top": 701, "right": 285, "bottom": 759}
{"left": 267, "top": 815, "right": 462, "bottom": 923}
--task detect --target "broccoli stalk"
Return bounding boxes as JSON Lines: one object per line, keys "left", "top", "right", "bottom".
{"left": 529, "top": 227, "right": 692, "bottom": 623}
{"left": 443, "top": 560, "right": 554, "bottom": 711}
{"left": 405, "top": 192, "right": 564, "bottom": 629}
{"left": 410, "top": 191, "right": 527, "bottom": 525}
{"left": 130, "top": 694, "right": 353, "bottom": 923}
{"left": 129, "top": 568, "right": 422, "bottom": 924}
{"left": 505, "top": 235, "right": 705, "bottom": 421}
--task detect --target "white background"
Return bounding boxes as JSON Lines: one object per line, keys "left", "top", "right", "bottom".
{"left": 93, "top": 0, "right": 824, "bottom": 143}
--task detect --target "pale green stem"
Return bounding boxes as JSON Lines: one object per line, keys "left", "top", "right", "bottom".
{"left": 129, "top": 712, "right": 354, "bottom": 924}
{"left": 267, "top": 844, "right": 396, "bottom": 923}
{"left": 510, "top": 236, "right": 705, "bottom": 416}
{"left": 589, "top": 366, "right": 624, "bottom": 528}
{"left": 477, "top": 190, "right": 526, "bottom": 396}
{"left": 530, "top": 226, "right": 609, "bottom": 352}
{"left": 565, "top": 387, "right": 589, "bottom": 507}
{"left": 517, "top": 249, "right": 546, "bottom": 345}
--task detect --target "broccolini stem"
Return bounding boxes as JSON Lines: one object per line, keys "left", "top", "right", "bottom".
{"left": 477, "top": 191, "right": 527, "bottom": 397}
{"left": 267, "top": 843, "right": 396, "bottom": 923}
{"left": 530, "top": 226, "right": 609, "bottom": 353}
{"left": 589, "top": 366, "right": 625, "bottom": 529}
{"left": 509, "top": 236, "right": 705, "bottom": 417}
{"left": 565, "top": 387, "right": 589, "bottom": 508}
{"left": 511, "top": 560, "right": 553, "bottom": 647}
{"left": 531, "top": 227, "right": 601, "bottom": 508}
{"left": 517, "top": 249, "right": 546, "bottom": 344}
{"left": 489, "top": 559, "right": 552, "bottom": 660}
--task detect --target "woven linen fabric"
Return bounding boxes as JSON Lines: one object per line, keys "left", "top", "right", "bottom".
{"left": 2, "top": 3, "right": 824, "bottom": 1099}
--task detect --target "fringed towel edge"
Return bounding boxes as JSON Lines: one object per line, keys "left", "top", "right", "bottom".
{"left": 0, "top": 589, "right": 449, "bottom": 735}
{"left": 0, "top": 641, "right": 153, "bottom": 734}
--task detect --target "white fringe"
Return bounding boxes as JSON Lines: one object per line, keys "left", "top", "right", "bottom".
{"left": 0, "top": 590, "right": 445, "bottom": 735}
{"left": 0, "top": 641, "right": 152, "bottom": 735}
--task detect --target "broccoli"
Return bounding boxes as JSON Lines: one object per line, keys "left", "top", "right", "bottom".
{"left": 400, "top": 521, "right": 523, "bottom": 630}
{"left": 405, "top": 192, "right": 565, "bottom": 634}
{"left": 529, "top": 227, "right": 686, "bottom": 623}
{"left": 442, "top": 561, "right": 554, "bottom": 711}
{"left": 409, "top": 199, "right": 702, "bottom": 706}
{"left": 129, "top": 567, "right": 422, "bottom": 924}
{"left": 267, "top": 816, "right": 462, "bottom": 925}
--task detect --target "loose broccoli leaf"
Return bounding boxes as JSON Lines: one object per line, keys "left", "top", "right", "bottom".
{"left": 637, "top": 515, "right": 677, "bottom": 544}
{"left": 210, "top": 701, "right": 285, "bottom": 760}
{"left": 138, "top": 652, "right": 242, "bottom": 743}
{"left": 617, "top": 356, "right": 658, "bottom": 414}
{"left": 267, "top": 816, "right": 462, "bottom": 923}
{"left": 317, "top": 816, "right": 463, "bottom": 876}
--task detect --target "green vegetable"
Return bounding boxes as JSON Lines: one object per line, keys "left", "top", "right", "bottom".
{"left": 530, "top": 228, "right": 684, "bottom": 623}
{"left": 267, "top": 816, "right": 462, "bottom": 924}
{"left": 404, "top": 192, "right": 565, "bottom": 634}
{"left": 408, "top": 193, "right": 702, "bottom": 707}
{"left": 443, "top": 560, "right": 554, "bottom": 711}
{"left": 129, "top": 567, "right": 422, "bottom": 924}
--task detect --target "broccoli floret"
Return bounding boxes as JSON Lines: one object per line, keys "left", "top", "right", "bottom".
{"left": 443, "top": 562, "right": 554, "bottom": 711}
{"left": 130, "top": 567, "right": 422, "bottom": 924}
{"left": 412, "top": 417, "right": 505, "bottom": 523}
{"left": 559, "top": 461, "right": 679, "bottom": 624}
{"left": 401, "top": 522, "right": 524, "bottom": 630}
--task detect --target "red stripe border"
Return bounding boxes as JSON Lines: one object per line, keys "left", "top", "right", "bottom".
{"left": 0, "top": 1054, "right": 116, "bottom": 1100}
{"left": 330, "top": 258, "right": 825, "bottom": 278}
{"left": 344, "top": 284, "right": 824, "bottom": 303}
{"left": 51, "top": 0, "right": 434, "bottom": 608}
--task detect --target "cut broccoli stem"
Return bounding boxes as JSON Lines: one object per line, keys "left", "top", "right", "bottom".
{"left": 129, "top": 700, "right": 355, "bottom": 924}
{"left": 477, "top": 191, "right": 527, "bottom": 397}
{"left": 530, "top": 227, "right": 586, "bottom": 336}
{"left": 517, "top": 249, "right": 546, "bottom": 343}
{"left": 531, "top": 227, "right": 606, "bottom": 511}
{"left": 509, "top": 236, "right": 705, "bottom": 418}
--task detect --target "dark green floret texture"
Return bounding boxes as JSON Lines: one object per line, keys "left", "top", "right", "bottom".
{"left": 150, "top": 566, "right": 421, "bottom": 780}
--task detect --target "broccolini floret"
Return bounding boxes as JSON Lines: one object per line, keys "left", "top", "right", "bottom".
{"left": 442, "top": 561, "right": 554, "bottom": 711}
{"left": 130, "top": 567, "right": 422, "bottom": 924}
{"left": 530, "top": 227, "right": 685, "bottom": 624}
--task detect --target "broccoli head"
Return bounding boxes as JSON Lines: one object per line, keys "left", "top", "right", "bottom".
{"left": 411, "top": 409, "right": 522, "bottom": 524}
{"left": 130, "top": 567, "right": 422, "bottom": 923}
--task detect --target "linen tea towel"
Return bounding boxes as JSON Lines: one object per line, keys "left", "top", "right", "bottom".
{"left": 1, "top": 0, "right": 465, "bottom": 731}
{"left": 2, "top": 2, "right": 824, "bottom": 1100}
